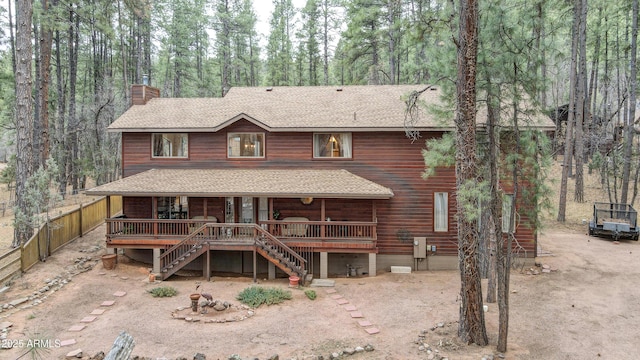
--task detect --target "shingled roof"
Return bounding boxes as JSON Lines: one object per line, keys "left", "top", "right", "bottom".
{"left": 85, "top": 168, "right": 394, "bottom": 199}
{"left": 108, "top": 85, "right": 448, "bottom": 132}
{"left": 108, "top": 84, "right": 555, "bottom": 133}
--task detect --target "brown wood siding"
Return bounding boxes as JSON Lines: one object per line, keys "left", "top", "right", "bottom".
{"left": 120, "top": 120, "right": 543, "bottom": 256}
{"left": 123, "top": 197, "right": 152, "bottom": 218}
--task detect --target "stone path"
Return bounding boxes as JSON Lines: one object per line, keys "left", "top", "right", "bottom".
{"left": 61, "top": 290, "right": 127, "bottom": 357}
{"left": 326, "top": 288, "right": 380, "bottom": 335}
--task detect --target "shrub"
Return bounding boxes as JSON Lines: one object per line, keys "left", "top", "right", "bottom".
{"left": 148, "top": 286, "right": 178, "bottom": 298}
{"left": 237, "top": 286, "right": 292, "bottom": 308}
{"left": 304, "top": 289, "right": 317, "bottom": 300}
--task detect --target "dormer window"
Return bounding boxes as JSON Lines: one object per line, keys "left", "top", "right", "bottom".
{"left": 313, "top": 133, "right": 352, "bottom": 158}
{"left": 228, "top": 133, "right": 265, "bottom": 158}
{"left": 152, "top": 133, "right": 188, "bottom": 158}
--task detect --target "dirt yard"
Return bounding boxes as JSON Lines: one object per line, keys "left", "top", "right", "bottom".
{"left": 0, "top": 222, "right": 637, "bottom": 360}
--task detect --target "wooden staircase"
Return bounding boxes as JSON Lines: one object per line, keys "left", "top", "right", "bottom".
{"left": 159, "top": 224, "right": 210, "bottom": 280}
{"left": 158, "top": 223, "right": 307, "bottom": 283}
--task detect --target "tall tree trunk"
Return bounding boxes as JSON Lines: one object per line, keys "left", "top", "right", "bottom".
{"left": 8, "top": 0, "right": 17, "bottom": 80}
{"left": 117, "top": 0, "right": 129, "bottom": 106}
{"left": 55, "top": 29, "right": 67, "bottom": 197}
{"left": 13, "top": 0, "right": 35, "bottom": 247}
{"left": 558, "top": 0, "right": 580, "bottom": 221}
{"left": 484, "top": 74, "right": 501, "bottom": 304}
{"left": 36, "top": 0, "right": 53, "bottom": 167}
{"left": 456, "top": 0, "right": 488, "bottom": 346}
{"left": 68, "top": 3, "right": 80, "bottom": 194}
{"left": 621, "top": 0, "right": 638, "bottom": 205}
{"left": 322, "top": 0, "right": 329, "bottom": 85}
{"left": 574, "top": 0, "right": 587, "bottom": 203}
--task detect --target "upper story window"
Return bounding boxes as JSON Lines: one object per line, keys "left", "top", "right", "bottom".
{"left": 228, "top": 133, "right": 265, "bottom": 158}
{"left": 152, "top": 133, "right": 188, "bottom": 158}
{"left": 313, "top": 133, "right": 352, "bottom": 158}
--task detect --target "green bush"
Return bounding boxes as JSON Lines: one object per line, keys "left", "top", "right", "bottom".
{"left": 148, "top": 286, "right": 178, "bottom": 298}
{"left": 304, "top": 289, "right": 317, "bottom": 300}
{"left": 237, "top": 286, "right": 292, "bottom": 308}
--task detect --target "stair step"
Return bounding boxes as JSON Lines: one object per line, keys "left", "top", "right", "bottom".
{"left": 161, "top": 269, "right": 167, "bottom": 273}
{"left": 167, "top": 265, "right": 174, "bottom": 269}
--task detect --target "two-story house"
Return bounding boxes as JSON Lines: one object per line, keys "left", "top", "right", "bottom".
{"left": 86, "top": 84, "right": 553, "bottom": 282}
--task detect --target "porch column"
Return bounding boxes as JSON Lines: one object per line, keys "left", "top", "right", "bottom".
{"left": 153, "top": 248, "right": 161, "bottom": 274}
{"left": 320, "top": 252, "right": 328, "bottom": 279}
{"left": 368, "top": 253, "right": 377, "bottom": 277}
{"left": 268, "top": 262, "right": 276, "bottom": 280}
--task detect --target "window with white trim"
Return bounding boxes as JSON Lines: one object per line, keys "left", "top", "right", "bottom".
{"left": 502, "top": 194, "right": 515, "bottom": 233}
{"left": 152, "top": 133, "right": 188, "bottom": 158}
{"left": 313, "top": 133, "right": 352, "bottom": 158}
{"left": 434, "top": 192, "right": 448, "bottom": 232}
{"left": 228, "top": 133, "right": 265, "bottom": 158}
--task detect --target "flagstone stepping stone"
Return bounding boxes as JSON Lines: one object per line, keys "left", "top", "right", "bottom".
{"left": 60, "top": 339, "right": 76, "bottom": 347}
{"left": 365, "top": 327, "right": 380, "bottom": 334}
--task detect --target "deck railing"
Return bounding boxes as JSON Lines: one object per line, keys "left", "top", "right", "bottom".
{"left": 106, "top": 218, "right": 377, "bottom": 243}
{"left": 261, "top": 220, "right": 377, "bottom": 241}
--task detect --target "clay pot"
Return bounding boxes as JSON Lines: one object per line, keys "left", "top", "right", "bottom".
{"left": 101, "top": 254, "right": 117, "bottom": 270}
{"left": 289, "top": 276, "right": 300, "bottom": 287}
{"left": 190, "top": 293, "right": 201, "bottom": 301}
{"left": 148, "top": 273, "right": 156, "bottom": 283}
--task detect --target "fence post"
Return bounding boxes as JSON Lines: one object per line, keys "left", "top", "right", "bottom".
{"left": 79, "top": 203, "right": 83, "bottom": 237}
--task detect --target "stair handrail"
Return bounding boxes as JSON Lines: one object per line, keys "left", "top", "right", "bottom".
{"left": 254, "top": 225, "right": 307, "bottom": 272}
{"left": 159, "top": 223, "right": 210, "bottom": 269}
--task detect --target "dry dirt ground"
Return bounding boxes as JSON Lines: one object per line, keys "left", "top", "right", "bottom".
{"left": 0, "top": 162, "right": 638, "bottom": 359}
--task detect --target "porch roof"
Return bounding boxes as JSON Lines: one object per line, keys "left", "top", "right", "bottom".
{"left": 85, "top": 168, "right": 394, "bottom": 199}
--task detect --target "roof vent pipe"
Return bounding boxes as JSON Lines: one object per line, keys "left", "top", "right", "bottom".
{"left": 266, "top": 87, "right": 273, "bottom": 91}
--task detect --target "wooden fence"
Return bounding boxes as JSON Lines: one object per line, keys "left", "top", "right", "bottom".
{"left": 0, "top": 196, "right": 122, "bottom": 285}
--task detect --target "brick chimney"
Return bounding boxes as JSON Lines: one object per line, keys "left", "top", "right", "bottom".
{"left": 131, "top": 84, "right": 160, "bottom": 106}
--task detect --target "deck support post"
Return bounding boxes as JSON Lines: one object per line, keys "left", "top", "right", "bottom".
{"left": 203, "top": 249, "right": 211, "bottom": 281}
{"left": 320, "top": 252, "right": 328, "bottom": 279}
{"left": 368, "top": 253, "right": 376, "bottom": 277}
{"left": 152, "top": 248, "right": 161, "bottom": 274}
{"left": 268, "top": 262, "right": 276, "bottom": 280}
{"left": 253, "top": 248, "right": 257, "bottom": 283}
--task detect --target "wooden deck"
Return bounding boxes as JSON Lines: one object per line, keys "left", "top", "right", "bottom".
{"left": 105, "top": 218, "right": 377, "bottom": 252}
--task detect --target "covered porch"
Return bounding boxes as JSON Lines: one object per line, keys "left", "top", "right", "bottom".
{"left": 87, "top": 168, "right": 394, "bottom": 279}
